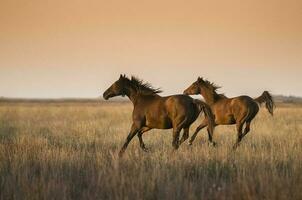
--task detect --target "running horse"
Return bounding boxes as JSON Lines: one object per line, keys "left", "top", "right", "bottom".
{"left": 183, "top": 77, "right": 275, "bottom": 149}
{"left": 103, "top": 75, "right": 214, "bottom": 156}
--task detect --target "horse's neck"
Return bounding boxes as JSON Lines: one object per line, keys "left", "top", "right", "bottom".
{"left": 201, "top": 89, "right": 221, "bottom": 105}
{"left": 125, "top": 87, "right": 139, "bottom": 104}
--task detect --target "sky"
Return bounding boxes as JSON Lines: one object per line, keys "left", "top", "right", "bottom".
{"left": 0, "top": 0, "right": 301, "bottom": 98}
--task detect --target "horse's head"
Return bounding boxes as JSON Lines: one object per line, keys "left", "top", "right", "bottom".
{"left": 103, "top": 74, "right": 128, "bottom": 100}
{"left": 183, "top": 77, "right": 204, "bottom": 95}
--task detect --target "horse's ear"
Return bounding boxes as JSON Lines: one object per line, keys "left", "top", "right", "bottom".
{"left": 199, "top": 77, "right": 205, "bottom": 82}
{"left": 197, "top": 77, "right": 201, "bottom": 82}
{"left": 119, "top": 74, "right": 126, "bottom": 79}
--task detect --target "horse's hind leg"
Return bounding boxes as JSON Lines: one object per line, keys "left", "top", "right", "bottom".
{"left": 172, "top": 127, "right": 182, "bottom": 150}
{"left": 119, "top": 123, "right": 140, "bottom": 156}
{"left": 242, "top": 122, "right": 251, "bottom": 138}
{"left": 189, "top": 120, "right": 207, "bottom": 145}
{"left": 233, "top": 121, "right": 251, "bottom": 149}
{"left": 233, "top": 122, "right": 244, "bottom": 149}
{"left": 137, "top": 127, "right": 152, "bottom": 152}
{"left": 179, "top": 127, "right": 189, "bottom": 145}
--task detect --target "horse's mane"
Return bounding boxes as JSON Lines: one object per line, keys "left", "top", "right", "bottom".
{"left": 199, "top": 78, "right": 226, "bottom": 98}
{"left": 123, "top": 75, "right": 162, "bottom": 95}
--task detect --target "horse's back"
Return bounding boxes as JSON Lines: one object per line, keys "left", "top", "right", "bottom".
{"left": 164, "top": 95, "right": 199, "bottom": 127}
{"left": 233, "top": 96, "right": 259, "bottom": 109}
{"left": 164, "top": 95, "right": 195, "bottom": 111}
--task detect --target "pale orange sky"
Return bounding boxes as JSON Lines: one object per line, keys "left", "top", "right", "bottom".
{"left": 0, "top": 0, "right": 301, "bottom": 98}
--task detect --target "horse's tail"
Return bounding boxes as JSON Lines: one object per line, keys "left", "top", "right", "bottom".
{"left": 254, "top": 91, "right": 275, "bottom": 116}
{"left": 194, "top": 100, "right": 215, "bottom": 135}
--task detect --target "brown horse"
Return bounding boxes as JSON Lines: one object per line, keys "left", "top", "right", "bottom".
{"left": 183, "top": 77, "right": 275, "bottom": 149}
{"left": 103, "top": 75, "right": 214, "bottom": 156}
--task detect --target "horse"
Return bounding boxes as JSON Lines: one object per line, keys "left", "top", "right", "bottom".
{"left": 103, "top": 75, "right": 214, "bottom": 156}
{"left": 183, "top": 77, "right": 275, "bottom": 149}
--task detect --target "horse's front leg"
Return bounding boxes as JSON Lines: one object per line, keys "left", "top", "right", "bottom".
{"left": 206, "top": 126, "right": 216, "bottom": 147}
{"left": 119, "top": 123, "right": 140, "bottom": 157}
{"left": 137, "top": 127, "right": 152, "bottom": 152}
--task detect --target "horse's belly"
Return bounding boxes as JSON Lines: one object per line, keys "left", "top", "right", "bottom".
{"left": 215, "top": 114, "right": 236, "bottom": 125}
{"left": 146, "top": 117, "right": 172, "bottom": 129}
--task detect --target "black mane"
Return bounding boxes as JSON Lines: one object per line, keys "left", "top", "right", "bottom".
{"left": 199, "top": 78, "right": 226, "bottom": 98}
{"left": 202, "top": 79, "right": 221, "bottom": 91}
{"left": 123, "top": 75, "right": 162, "bottom": 94}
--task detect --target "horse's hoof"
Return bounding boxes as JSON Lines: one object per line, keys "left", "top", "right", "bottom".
{"left": 208, "top": 142, "right": 216, "bottom": 147}
{"left": 142, "top": 147, "right": 149, "bottom": 152}
{"left": 118, "top": 151, "right": 125, "bottom": 157}
{"left": 232, "top": 144, "right": 239, "bottom": 150}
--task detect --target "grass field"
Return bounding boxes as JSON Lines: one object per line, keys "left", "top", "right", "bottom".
{"left": 0, "top": 101, "right": 301, "bottom": 200}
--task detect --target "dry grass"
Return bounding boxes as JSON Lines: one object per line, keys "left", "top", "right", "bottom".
{"left": 0, "top": 101, "right": 301, "bottom": 200}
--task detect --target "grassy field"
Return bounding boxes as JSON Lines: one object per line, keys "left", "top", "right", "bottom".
{"left": 0, "top": 101, "right": 301, "bottom": 200}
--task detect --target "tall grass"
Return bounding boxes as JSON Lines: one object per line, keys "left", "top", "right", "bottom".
{"left": 0, "top": 102, "right": 301, "bottom": 200}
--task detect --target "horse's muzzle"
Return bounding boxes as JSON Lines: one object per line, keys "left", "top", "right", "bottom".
{"left": 103, "top": 92, "right": 110, "bottom": 100}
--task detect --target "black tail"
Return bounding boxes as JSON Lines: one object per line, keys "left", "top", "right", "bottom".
{"left": 194, "top": 100, "right": 215, "bottom": 135}
{"left": 254, "top": 91, "right": 275, "bottom": 116}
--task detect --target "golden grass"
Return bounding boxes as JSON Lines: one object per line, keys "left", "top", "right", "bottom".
{"left": 0, "top": 102, "right": 301, "bottom": 200}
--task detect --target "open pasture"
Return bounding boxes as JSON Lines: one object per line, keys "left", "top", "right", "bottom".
{"left": 0, "top": 101, "right": 301, "bottom": 200}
